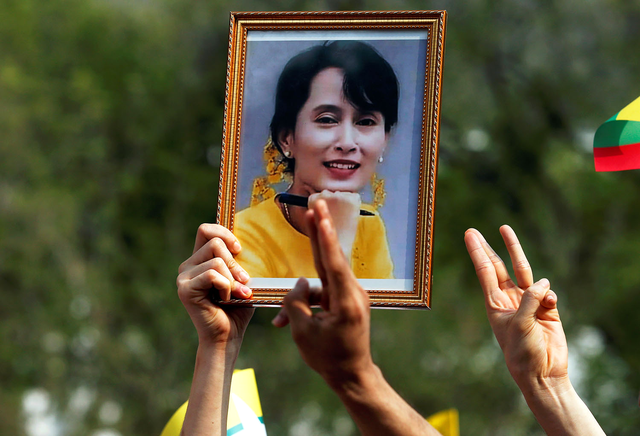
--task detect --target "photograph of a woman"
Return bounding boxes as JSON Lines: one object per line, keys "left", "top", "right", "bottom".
{"left": 232, "top": 32, "right": 429, "bottom": 287}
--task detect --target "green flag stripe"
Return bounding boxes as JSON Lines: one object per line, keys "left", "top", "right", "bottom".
{"left": 593, "top": 119, "right": 640, "bottom": 148}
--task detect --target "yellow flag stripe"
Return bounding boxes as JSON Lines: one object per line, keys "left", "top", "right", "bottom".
{"left": 426, "top": 408, "right": 459, "bottom": 436}
{"left": 616, "top": 96, "right": 640, "bottom": 122}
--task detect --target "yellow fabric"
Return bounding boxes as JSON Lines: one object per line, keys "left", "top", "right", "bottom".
{"left": 160, "top": 369, "right": 264, "bottom": 436}
{"left": 234, "top": 197, "right": 393, "bottom": 279}
{"left": 617, "top": 96, "right": 640, "bottom": 121}
{"left": 226, "top": 368, "right": 263, "bottom": 431}
{"left": 426, "top": 409, "right": 460, "bottom": 436}
{"left": 160, "top": 401, "right": 188, "bottom": 436}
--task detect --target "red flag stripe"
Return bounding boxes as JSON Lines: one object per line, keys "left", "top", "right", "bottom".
{"left": 594, "top": 142, "right": 640, "bottom": 172}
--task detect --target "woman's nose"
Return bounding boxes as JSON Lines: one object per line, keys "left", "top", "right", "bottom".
{"left": 334, "top": 124, "right": 358, "bottom": 153}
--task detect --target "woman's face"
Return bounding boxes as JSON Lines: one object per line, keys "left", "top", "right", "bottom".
{"left": 279, "top": 67, "right": 388, "bottom": 196}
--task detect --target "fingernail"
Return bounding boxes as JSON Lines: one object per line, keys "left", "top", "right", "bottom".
{"left": 238, "top": 270, "right": 250, "bottom": 283}
{"left": 232, "top": 241, "right": 242, "bottom": 252}
{"left": 240, "top": 285, "right": 252, "bottom": 299}
{"left": 545, "top": 293, "right": 555, "bottom": 303}
{"left": 539, "top": 278, "right": 549, "bottom": 287}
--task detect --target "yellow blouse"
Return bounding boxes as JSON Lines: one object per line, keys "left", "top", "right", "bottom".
{"left": 234, "top": 197, "right": 394, "bottom": 279}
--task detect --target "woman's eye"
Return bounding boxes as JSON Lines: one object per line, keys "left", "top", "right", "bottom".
{"left": 316, "top": 115, "right": 338, "bottom": 124}
{"left": 357, "top": 118, "right": 377, "bottom": 126}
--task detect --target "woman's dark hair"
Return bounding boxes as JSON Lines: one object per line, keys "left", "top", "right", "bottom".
{"left": 270, "top": 41, "right": 399, "bottom": 170}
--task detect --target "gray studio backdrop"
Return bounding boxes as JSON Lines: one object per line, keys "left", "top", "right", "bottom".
{"left": 235, "top": 31, "right": 429, "bottom": 279}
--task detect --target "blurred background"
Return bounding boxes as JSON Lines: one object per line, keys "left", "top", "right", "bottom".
{"left": 2, "top": 0, "right": 640, "bottom": 435}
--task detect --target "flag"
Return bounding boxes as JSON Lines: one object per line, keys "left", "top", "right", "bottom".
{"left": 594, "top": 96, "right": 640, "bottom": 171}
{"left": 426, "top": 408, "right": 460, "bottom": 436}
{"left": 226, "top": 369, "right": 266, "bottom": 436}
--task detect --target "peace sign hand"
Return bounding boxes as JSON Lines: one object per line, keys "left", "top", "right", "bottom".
{"left": 464, "top": 226, "right": 568, "bottom": 387}
{"left": 272, "top": 199, "right": 373, "bottom": 386}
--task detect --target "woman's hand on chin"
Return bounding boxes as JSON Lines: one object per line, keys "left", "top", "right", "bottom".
{"left": 308, "top": 190, "right": 360, "bottom": 261}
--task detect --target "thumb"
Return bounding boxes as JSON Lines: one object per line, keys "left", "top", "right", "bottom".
{"left": 540, "top": 290, "right": 558, "bottom": 310}
{"left": 516, "top": 278, "right": 550, "bottom": 320}
{"left": 281, "top": 277, "right": 313, "bottom": 329}
{"left": 272, "top": 282, "right": 323, "bottom": 327}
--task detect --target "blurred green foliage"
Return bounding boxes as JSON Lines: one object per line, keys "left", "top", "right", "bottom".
{"left": 1, "top": 0, "right": 640, "bottom": 435}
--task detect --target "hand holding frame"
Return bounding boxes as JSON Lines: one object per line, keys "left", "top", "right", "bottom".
{"left": 177, "top": 223, "right": 253, "bottom": 346}
{"left": 177, "top": 224, "right": 254, "bottom": 436}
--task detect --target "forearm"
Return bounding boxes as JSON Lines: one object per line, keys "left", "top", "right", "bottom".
{"left": 181, "top": 341, "right": 241, "bottom": 436}
{"left": 518, "top": 377, "right": 605, "bottom": 436}
{"left": 327, "top": 364, "right": 442, "bottom": 436}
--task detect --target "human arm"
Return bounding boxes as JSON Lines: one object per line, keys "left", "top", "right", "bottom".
{"left": 176, "top": 224, "right": 254, "bottom": 436}
{"left": 272, "top": 200, "right": 441, "bottom": 436}
{"left": 464, "top": 226, "right": 605, "bottom": 436}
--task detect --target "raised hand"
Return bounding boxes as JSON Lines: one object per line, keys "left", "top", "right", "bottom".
{"left": 273, "top": 200, "right": 442, "bottom": 436}
{"left": 464, "top": 225, "right": 567, "bottom": 385}
{"left": 177, "top": 224, "right": 254, "bottom": 436}
{"left": 272, "top": 198, "right": 371, "bottom": 383}
{"left": 465, "top": 226, "right": 605, "bottom": 436}
{"left": 177, "top": 223, "right": 253, "bottom": 346}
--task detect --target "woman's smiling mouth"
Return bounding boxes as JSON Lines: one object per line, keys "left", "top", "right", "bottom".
{"left": 324, "top": 160, "right": 360, "bottom": 170}
{"left": 323, "top": 160, "right": 361, "bottom": 179}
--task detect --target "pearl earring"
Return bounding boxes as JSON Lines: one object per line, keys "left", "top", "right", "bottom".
{"left": 378, "top": 156, "right": 384, "bottom": 163}
{"left": 284, "top": 151, "right": 292, "bottom": 158}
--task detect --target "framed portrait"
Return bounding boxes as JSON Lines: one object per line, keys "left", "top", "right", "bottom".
{"left": 217, "top": 11, "right": 446, "bottom": 308}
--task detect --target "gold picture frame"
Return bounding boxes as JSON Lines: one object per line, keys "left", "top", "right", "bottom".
{"left": 218, "top": 10, "right": 446, "bottom": 309}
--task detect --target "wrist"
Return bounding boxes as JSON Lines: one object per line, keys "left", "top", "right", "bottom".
{"left": 322, "top": 363, "right": 440, "bottom": 436}
{"left": 197, "top": 336, "right": 243, "bottom": 360}
{"left": 323, "top": 359, "right": 381, "bottom": 398}
{"left": 516, "top": 375, "right": 605, "bottom": 435}
{"left": 193, "top": 341, "right": 241, "bottom": 386}
{"left": 515, "top": 373, "right": 573, "bottom": 401}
